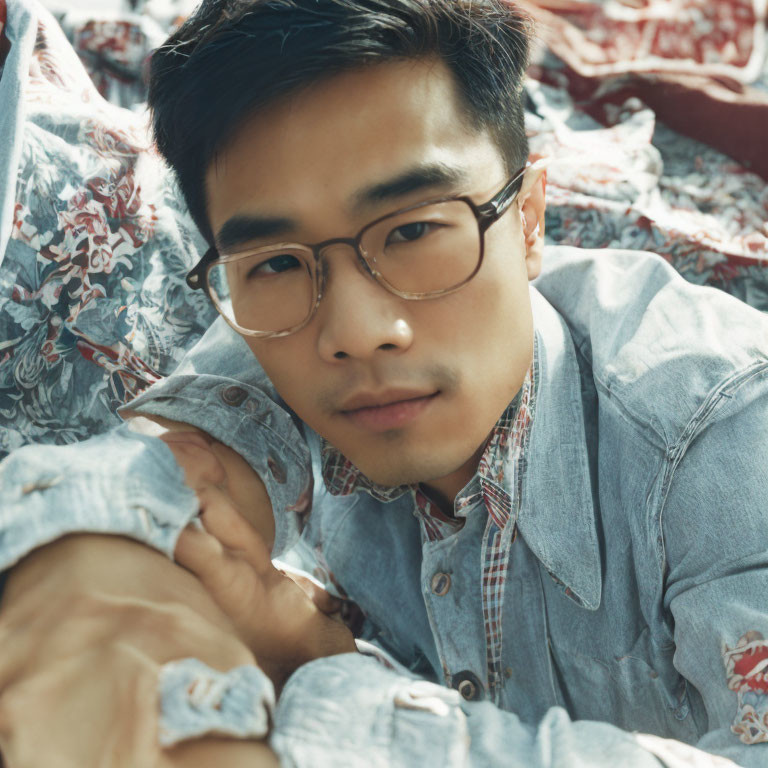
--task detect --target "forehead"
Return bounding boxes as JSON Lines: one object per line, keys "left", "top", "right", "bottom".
{"left": 205, "top": 57, "right": 504, "bottom": 234}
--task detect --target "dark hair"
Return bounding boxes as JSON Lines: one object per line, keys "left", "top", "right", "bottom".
{"left": 148, "top": 0, "right": 533, "bottom": 243}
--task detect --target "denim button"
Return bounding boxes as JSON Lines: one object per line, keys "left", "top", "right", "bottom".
{"left": 431, "top": 572, "right": 451, "bottom": 596}
{"left": 267, "top": 456, "right": 287, "bottom": 484}
{"left": 221, "top": 385, "right": 247, "bottom": 407}
{"left": 451, "top": 671, "right": 484, "bottom": 702}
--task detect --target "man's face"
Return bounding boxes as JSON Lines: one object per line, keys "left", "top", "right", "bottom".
{"left": 206, "top": 58, "right": 543, "bottom": 500}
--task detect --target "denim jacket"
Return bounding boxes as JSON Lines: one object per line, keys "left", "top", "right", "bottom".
{"left": 2, "top": 246, "right": 767, "bottom": 767}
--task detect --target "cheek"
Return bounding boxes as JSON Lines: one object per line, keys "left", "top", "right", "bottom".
{"left": 428, "top": 252, "right": 532, "bottom": 363}
{"left": 246, "top": 337, "right": 316, "bottom": 413}
{"left": 427, "top": 249, "right": 533, "bottom": 409}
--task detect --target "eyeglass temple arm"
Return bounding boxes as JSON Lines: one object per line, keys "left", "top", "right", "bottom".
{"left": 186, "top": 246, "right": 218, "bottom": 290}
{"left": 475, "top": 166, "right": 527, "bottom": 231}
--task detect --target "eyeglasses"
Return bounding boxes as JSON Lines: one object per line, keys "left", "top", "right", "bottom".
{"left": 186, "top": 166, "right": 527, "bottom": 338}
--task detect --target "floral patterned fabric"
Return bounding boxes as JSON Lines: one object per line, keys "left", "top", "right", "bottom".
{"left": 48, "top": 0, "right": 199, "bottom": 110}
{"left": 0, "top": 0, "right": 215, "bottom": 457}
{"left": 0, "top": 0, "right": 766, "bottom": 460}
{"left": 521, "top": 0, "right": 768, "bottom": 173}
{"left": 523, "top": 0, "right": 768, "bottom": 307}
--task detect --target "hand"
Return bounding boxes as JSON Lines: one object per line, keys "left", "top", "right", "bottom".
{"left": 275, "top": 563, "right": 367, "bottom": 637}
{"left": 0, "top": 535, "right": 280, "bottom": 768}
{"left": 128, "top": 415, "right": 349, "bottom": 624}
{"left": 126, "top": 415, "right": 276, "bottom": 549}
{"left": 130, "top": 415, "right": 356, "bottom": 685}
{"left": 175, "top": 496, "right": 357, "bottom": 691}
{"left": 275, "top": 562, "right": 346, "bottom": 616}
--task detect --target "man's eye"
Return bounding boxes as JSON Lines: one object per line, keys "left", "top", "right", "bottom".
{"left": 386, "top": 221, "right": 440, "bottom": 245}
{"left": 248, "top": 253, "right": 302, "bottom": 277}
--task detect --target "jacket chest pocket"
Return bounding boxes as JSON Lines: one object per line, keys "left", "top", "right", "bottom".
{"left": 549, "top": 629, "right": 702, "bottom": 743}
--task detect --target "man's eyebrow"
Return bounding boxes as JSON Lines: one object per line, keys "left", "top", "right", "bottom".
{"left": 215, "top": 215, "right": 296, "bottom": 253}
{"left": 214, "top": 163, "right": 469, "bottom": 251}
{"left": 353, "top": 163, "right": 470, "bottom": 209}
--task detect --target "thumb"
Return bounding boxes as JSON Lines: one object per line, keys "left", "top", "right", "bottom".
{"left": 174, "top": 522, "right": 267, "bottom": 644}
{"left": 174, "top": 521, "right": 226, "bottom": 583}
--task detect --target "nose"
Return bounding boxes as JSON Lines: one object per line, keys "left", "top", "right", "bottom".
{"left": 315, "top": 244, "right": 414, "bottom": 362}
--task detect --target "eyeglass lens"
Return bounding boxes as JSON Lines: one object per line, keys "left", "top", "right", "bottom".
{"left": 207, "top": 199, "right": 482, "bottom": 335}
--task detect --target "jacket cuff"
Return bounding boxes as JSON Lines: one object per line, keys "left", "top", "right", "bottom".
{"left": 158, "top": 658, "right": 274, "bottom": 747}
{"left": 0, "top": 423, "right": 199, "bottom": 576}
{"left": 272, "top": 652, "right": 469, "bottom": 767}
{"left": 121, "top": 375, "right": 312, "bottom": 557}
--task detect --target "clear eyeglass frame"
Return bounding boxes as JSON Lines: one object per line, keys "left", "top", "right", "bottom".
{"left": 186, "top": 165, "right": 527, "bottom": 339}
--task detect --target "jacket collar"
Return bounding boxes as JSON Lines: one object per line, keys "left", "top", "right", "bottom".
{"left": 517, "top": 288, "right": 602, "bottom": 610}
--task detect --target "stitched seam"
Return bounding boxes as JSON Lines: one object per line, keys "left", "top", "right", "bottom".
{"left": 656, "top": 360, "right": 768, "bottom": 576}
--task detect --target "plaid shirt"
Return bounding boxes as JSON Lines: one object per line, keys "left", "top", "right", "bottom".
{"left": 321, "top": 346, "right": 539, "bottom": 700}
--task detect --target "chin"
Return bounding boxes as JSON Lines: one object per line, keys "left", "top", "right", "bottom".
{"left": 348, "top": 449, "right": 419, "bottom": 487}
{"left": 353, "top": 451, "right": 460, "bottom": 489}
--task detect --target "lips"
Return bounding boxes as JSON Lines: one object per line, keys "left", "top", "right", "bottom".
{"left": 340, "top": 388, "right": 437, "bottom": 412}
{"left": 340, "top": 390, "right": 439, "bottom": 432}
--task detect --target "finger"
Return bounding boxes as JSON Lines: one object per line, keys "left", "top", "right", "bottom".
{"left": 174, "top": 523, "right": 227, "bottom": 582}
{"left": 206, "top": 441, "right": 276, "bottom": 550}
{"left": 159, "top": 433, "right": 227, "bottom": 490}
{"left": 174, "top": 524, "right": 266, "bottom": 644}
{"left": 196, "top": 488, "right": 272, "bottom": 574}
{"left": 278, "top": 569, "right": 343, "bottom": 615}
{"left": 174, "top": 488, "right": 267, "bottom": 592}
{"left": 175, "top": 521, "right": 260, "bottom": 605}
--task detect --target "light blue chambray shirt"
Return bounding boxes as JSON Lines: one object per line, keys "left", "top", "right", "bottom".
{"left": 2, "top": 246, "right": 768, "bottom": 767}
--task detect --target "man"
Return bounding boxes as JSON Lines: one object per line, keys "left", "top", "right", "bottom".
{"left": 1, "top": 0, "right": 767, "bottom": 765}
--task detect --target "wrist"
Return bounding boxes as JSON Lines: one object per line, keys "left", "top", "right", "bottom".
{"left": 1, "top": 535, "right": 251, "bottom": 649}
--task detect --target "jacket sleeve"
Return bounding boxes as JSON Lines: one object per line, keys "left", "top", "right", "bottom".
{"left": 272, "top": 651, "right": 723, "bottom": 768}
{"left": 0, "top": 316, "right": 314, "bottom": 591}
{"left": 657, "top": 367, "right": 768, "bottom": 767}
{"left": 119, "top": 315, "right": 313, "bottom": 557}
{"left": 0, "top": 424, "right": 199, "bottom": 576}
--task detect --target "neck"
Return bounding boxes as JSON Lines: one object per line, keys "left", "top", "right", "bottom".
{"left": 420, "top": 441, "right": 486, "bottom": 516}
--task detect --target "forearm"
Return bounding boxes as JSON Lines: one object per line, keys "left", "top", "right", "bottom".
{"left": 0, "top": 535, "right": 280, "bottom": 768}
{"left": 1, "top": 533, "right": 236, "bottom": 631}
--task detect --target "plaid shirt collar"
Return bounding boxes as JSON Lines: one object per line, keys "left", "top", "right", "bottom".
{"left": 320, "top": 358, "right": 537, "bottom": 520}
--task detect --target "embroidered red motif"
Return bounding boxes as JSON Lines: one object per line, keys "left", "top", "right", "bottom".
{"left": 723, "top": 631, "right": 768, "bottom": 745}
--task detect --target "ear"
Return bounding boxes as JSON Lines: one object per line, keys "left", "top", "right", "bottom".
{"left": 517, "top": 158, "right": 548, "bottom": 281}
